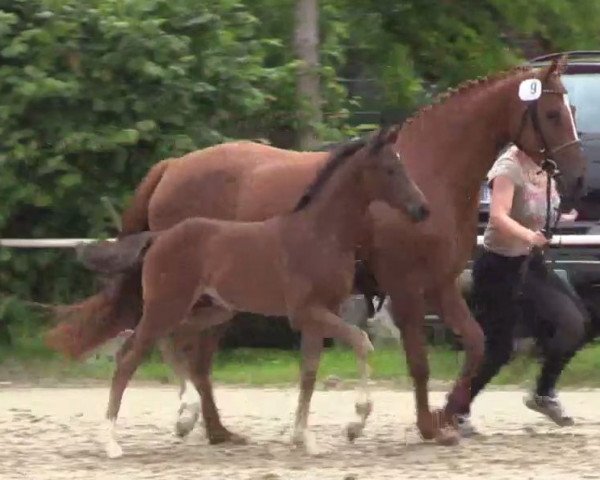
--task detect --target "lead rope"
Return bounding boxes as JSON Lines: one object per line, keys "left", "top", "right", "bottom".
{"left": 517, "top": 161, "right": 560, "bottom": 292}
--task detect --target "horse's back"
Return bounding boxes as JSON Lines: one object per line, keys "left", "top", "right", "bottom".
{"left": 148, "top": 141, "right": 327, "bottom": 230}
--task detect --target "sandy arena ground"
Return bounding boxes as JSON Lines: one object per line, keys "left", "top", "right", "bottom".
{"left": 2, "top": 384, "right": 600, "bottom": 480}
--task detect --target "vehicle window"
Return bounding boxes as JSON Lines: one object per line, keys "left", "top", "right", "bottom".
{"left": 561, "top": 74, "right": 600, "bottom": 135}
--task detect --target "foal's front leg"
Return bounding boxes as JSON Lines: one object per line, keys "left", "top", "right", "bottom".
{"left": 291, "top": 332, "right": 324, "bottom": 455}
{"left": 294, "top": 308, "right": 374, "bottom": 450}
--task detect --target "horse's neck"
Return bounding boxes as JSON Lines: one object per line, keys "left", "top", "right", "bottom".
{"left": 296, "top": 167, "right": 369, "bottom": 251}
{"left": 408, "top": 75, "right": 524, "bottom": 205}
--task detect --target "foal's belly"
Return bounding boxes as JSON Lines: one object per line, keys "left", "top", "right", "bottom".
{"left": 202, "top": 224, "right": 288, "bottom": 317}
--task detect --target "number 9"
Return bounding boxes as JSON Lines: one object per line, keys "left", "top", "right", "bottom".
{"left": 530, "top": 82, "right": 538, "bottom": 95}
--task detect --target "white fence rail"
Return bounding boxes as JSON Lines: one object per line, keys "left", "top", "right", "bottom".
{"left": 2, "top": 235, "right": 600, "bottom": 249}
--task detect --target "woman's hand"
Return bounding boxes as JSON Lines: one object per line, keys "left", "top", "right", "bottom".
{"left": 526, "top": 230, "right": 549, "bottom": 248}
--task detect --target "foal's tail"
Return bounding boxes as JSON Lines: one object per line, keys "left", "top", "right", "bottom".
{"left": 46, "top": 233, "right": 156, "bottom": 359}
{"left": 45, "top": 160, "right": 170, "bottom": 360}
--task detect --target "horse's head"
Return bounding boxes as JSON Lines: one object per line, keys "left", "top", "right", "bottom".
{"left": 511, "top": 55, "right": 586, "bottom": 209}
{"left": 361, "top": 125, "right": 430, "bottom": 223}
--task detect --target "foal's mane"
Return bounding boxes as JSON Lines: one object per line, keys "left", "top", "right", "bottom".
{"left": 293, "top": 137, "right": 369, "bottom": 212}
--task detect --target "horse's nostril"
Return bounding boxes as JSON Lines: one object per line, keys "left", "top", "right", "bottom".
{"left": 411, "top": 204, "right": 430, "bottom": 222}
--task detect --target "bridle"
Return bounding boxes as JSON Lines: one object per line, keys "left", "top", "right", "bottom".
{"left": 514, "top": 80, "right": 581, "bottom": 289}
{"left": 513, "top": 84, "right": 580, "bottom": 180}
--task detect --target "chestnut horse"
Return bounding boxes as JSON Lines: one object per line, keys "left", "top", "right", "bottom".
{"left": 48, "top": 56, "right": 586, "bottom": 445}
{"left": 79, "top": 127, "right": 429, "bottom": 457}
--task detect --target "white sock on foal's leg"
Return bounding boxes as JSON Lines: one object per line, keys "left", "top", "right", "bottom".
{"left": 291, "top": 421, "right": 319, "bottom": 455}
{"left": 104, "top": 418, "right": 123, "bottom": 459}
{"left": 175, "top": 379, "right": 201, "bottom": 437}
{"left": 346, "top": 331, "right": 374, "bottom": 442}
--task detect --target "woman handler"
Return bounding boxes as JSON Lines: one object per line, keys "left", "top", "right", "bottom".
{"left": 458, "top": 144, "right": 588, "bottom": 434}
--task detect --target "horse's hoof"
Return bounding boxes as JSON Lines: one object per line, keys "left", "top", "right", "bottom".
{"left": 345, "top": 421, "right": 364, "bottom": 443}
{"left": 105, "top": 441, "right": 123, "bottom": 459}
{"left": 435, "top": 428, "right": 460, "bottom": 446}
{"left": 209, "top": 429, "right": 248, "bottom": 445}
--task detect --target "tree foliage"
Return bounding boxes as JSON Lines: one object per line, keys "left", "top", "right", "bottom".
{"left": 1, "top": 0, "right": 599, "bottom": 335}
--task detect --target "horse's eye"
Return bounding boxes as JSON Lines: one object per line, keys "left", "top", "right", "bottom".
{"left": 546, "top": 110, "right": 561, "bottom": 122}
{"left": 386, "top": 167, "right": 395, "bottom": 175}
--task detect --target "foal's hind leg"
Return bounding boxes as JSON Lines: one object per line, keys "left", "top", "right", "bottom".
{"left": 104, "top": 299, "right": 190, "bottom": 458}
{"left": 158, "top": 334, "right": 201, "bottom": 438}
{"left": 104, "top": 330, "right": 154, "bottom": 458}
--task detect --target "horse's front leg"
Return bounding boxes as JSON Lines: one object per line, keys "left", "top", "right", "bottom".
{"left": 436, "top": 281, "right": 484, "bottom": 424}
{"left": 388, "top": 287, "right": 459, "bottom": 445}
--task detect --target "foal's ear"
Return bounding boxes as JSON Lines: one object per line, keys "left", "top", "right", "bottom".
{"left": 384, "top": 124, "right": 402, "bottom": 144}
{"left": 374, "top": 124, "right": 401, "bottom": 146}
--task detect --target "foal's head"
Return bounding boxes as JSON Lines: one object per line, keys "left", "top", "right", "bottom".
{"left": 360, "top": 126, "right": 430, "bottom": 223}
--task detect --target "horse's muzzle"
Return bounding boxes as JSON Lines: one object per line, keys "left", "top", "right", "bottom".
{"left": 408, "top": 204, "right": 431, "bottom": 223}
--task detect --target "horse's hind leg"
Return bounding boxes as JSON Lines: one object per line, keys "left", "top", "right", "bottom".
{"left": 436, "top": 282, "right": 484, "bottom": 430}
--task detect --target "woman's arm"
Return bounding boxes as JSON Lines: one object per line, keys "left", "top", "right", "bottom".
{"left": 489, "top": 175, "right": 548, "bottom": 247}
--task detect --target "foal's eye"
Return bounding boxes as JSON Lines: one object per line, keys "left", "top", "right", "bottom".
{"left": 386, "top": 167, "right": 395, "bottom": 175}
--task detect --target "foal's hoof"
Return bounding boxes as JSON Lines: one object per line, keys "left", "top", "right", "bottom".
{"left": 175, "top": 406, "right": 200, "bottom": 438}
{"left": 105, "top": 441, "right": 124, "bottom": 459}
{"left": 209, "top": 428, "right": 248, "bottom": 446}
{"left": 292, "top": 430, "right": 319, "bottom": 455}
{"left": 346, "top": 421, "right": 364, "bottom": 443}
{"left": 435, "top": 427, "right": 460, "bottom": 446}
{"left": 355, "top": 400, "right": 373, "bottom": 419}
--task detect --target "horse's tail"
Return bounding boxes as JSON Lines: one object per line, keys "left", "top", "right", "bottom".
{"left": 120, "top": 159, "right": 170, "bottom": 236}
{"left": 45, "top": 160, "right": 170, "bottom": 360}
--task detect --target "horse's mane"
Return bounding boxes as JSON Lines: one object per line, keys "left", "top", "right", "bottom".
{"left": 293, "top": 137, "right": 368, "bottom": 212}
{"left": 402, "top": 65, "right": 532, "bottom": 132}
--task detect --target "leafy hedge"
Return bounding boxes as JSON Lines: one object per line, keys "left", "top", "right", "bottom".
{"left": 2, "top": 0, "right": 599, "bottom": 344}
{"left": 0, "top": 1, "right": 351, "bottom": 311}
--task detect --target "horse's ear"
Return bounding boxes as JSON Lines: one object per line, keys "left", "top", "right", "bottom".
{"left": 545, "top": 54, "right": 568, "bottom": 80}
